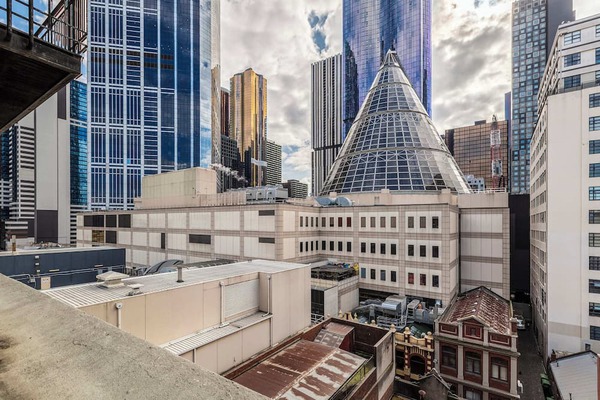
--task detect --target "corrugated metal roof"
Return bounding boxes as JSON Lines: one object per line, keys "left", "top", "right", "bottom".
{"left": 44, "top": 260, "right": 308, "bottom": 308}
{"left": 550, "top": 351, "right": 599, "bottom": 400}
{"left": 233, "top": 340, "right": 365, "bottom": 399}
{"left": 161, "top": 313, "right": 271, "bottom": 355}
{"left": 314, "top": 322, "right": 354, "bottom": 348}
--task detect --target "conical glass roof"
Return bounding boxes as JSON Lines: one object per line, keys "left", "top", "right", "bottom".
{"left": 320, "top": 51, "right": 471, "bottom": 195}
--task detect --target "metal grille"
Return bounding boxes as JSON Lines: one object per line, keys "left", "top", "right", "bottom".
{"left": 223, "top": 279, "right": 259, "bottom": 320}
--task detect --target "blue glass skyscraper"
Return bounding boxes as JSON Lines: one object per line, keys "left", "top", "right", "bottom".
{"left": 343, "top": 0, "right": 432, "bottom": 135}
{"left": 88, "top": 0, "right": 219, "bottom": 209}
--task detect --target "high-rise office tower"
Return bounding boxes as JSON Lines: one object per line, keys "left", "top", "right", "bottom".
{"left": 283, "top": 180, "right": 308, "bottom": 199}
{"left": 88, "top": 0, "right": 220, "bottom": 209}
{"left": 343, "top": 0, "right": 432, "bottom": 135}
{"left": 221, "top": 87, "right": 230, "bottom": 137}
{"left": 321, "top": 50, "right": 469, "bottom": 195}
{"left": 510, "top": 0, "right": 573, "bottom": 193}
{"left": 445, "top": 119, "right": 510, "bottom": 190}
{"left": 229, "top": 68, "right": 267, "bottom": 186}
{"left": 70, "top": 81, "right": 88, "bottom": 244}
{"left": 265, "top": 140, "right": 282, "bottom": 186}
{"left": 0, "top": 89, "right": 72, "bottom": 247}
{"left": 312, "top": 54, "right": 342, "bottom": 197}
{"left": 530, "top": 14, "right": 600, "bottom": 358}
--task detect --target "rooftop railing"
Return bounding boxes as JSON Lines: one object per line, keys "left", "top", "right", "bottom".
{"left": 0, "top": 0, "right": 87, "bottom": 54}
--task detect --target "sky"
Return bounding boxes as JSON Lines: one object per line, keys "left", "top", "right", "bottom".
{"left": 221, "top": 0, "right": 599, "bottom": 191}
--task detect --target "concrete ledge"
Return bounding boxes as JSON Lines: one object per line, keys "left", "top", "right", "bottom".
{"left": 0, "top": 274, "right": 266, "bottom": 400}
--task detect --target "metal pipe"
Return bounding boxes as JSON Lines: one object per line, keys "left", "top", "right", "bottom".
{"left": 115, "top": 302, "right": 123, "bottom": 329}
{"left": 268, "top": 275, "right": 272, "bottom": 346}
{"left": 6, "top": 0, "right": 13, "bottom": 40}
{"left": 28, "top": 0, "right": 33, "bottom": 48}
{"left": 219, "top": 282, "right": 224, "bottom": 326}
{"left": 177, "top": 266, "right": 183, "bottom": 283}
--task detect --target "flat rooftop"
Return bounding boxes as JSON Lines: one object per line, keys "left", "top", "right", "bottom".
{"left": 0, "top": 246, "right": 120, "bottom": 256}
{"left": 44, "top": 259, "right": 308, "bottom": 308}
{"left": 550, "top": 351, "right": 599, "bottom": 400}
{"left": 0, "top": 273, "right": 266, "bottom": 400}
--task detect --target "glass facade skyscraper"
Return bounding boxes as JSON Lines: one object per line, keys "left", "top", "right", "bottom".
{"left": 343, "top": 0, "right": 432, "bottom": 135}
{"left": 510, "top": 0, "right": 573, "bottom": 193}
{"left": 321, "top": 51, "right": 469, "bottom": 195}
{"left": 88, "top": 0, "right": 219, "bottom": 209}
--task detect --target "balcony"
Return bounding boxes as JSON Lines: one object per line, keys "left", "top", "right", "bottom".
{"left": 0, "top": 0, "right": 86, "bottom": 132}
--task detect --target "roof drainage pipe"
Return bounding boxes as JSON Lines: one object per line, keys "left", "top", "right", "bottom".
{"left": 115, "top": 302, "right": 123, "bottom": 329}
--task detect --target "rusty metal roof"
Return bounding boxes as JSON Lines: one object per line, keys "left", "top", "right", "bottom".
{"left": 314, "top": 322, "right": 354, "bottom": 348}
{"left": 440, "top": 286, "right": 512, "bottom": 335}
{"left": 233, "top": 340, "right": 366, "bottom": 399}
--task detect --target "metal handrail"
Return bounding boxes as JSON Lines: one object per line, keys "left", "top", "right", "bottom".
{"left": 0, "top": 0, "right": 87, "bottom": 54}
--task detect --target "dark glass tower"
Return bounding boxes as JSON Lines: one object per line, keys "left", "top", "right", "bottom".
{"left": 343, "top": 0, "right": 432, "bottom": 136}
{"left": 321, "top": 51, "right": 469, "bottom": 195}
{"left": 88, "top": 0, "right": 219, "bottom": 209}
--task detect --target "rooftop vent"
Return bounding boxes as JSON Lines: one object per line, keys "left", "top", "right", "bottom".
{"left": 127, "top": 283, "right": 144, "bottom": 296}
{"left": 96, "top": 271, "right": 129, "bottom": 288}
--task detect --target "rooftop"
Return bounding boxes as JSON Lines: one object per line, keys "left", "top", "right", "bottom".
{"left": 232, "top": 339, "right": 366, "bottom": 399}
{"left": 44, "top": 259, "right": 308, "bottom": 308}
{"left": 0, "top": 245, "right": 120, "bottom": 257}
{"left": 549, "top": 351, "right": 599, "bottom": 400}
{"left": 439, "top": 286, "right": 513, "bottom": 335}
{"left": 0, "top": 273, "right": 266, "bottom": 400}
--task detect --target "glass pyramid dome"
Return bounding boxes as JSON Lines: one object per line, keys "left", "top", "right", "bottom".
{"left": 320, "top": 50, "right": 471, "bottom": 195}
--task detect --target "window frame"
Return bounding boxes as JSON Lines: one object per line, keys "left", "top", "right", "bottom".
{"left": 590, "top": 93, "right": 600, "bottom": 109}
{"left": 408, "top": 244, "right": 415, "bottom": 256}
{"left": 465, "top": 351, "right": 482, "bottom": 376}
{"left": 408, "top": 272, "right": 414, "bottom": 285}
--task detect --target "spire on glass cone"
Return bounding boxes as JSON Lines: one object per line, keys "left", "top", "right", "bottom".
{"left": 319, "top": 50, "right": 471, "bottom": 195}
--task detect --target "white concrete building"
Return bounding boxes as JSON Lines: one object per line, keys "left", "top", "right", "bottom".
{"left": 530, "top": 13, "right": 600, "bottom": 358}
{"left": 76, "top": 173, "right": 511, "bottom": 307}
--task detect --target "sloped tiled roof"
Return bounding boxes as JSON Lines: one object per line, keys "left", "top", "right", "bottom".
{"left": 440, "top": 287, "right": 512, "bottom": 335}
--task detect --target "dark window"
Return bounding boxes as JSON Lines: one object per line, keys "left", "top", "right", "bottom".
{"left": 391, "top": 271, "right": 397, "bottom": 282}
{"left": 591, "top": 256, "right": 600, "bottom": 270}
{"left": 347, "top": 217, "right": 352, "bottom": 227}
{"left": 420, "top": 245, "right": 427, "bottom": 257}
{"left": 380, "top": 270, "right": 386, "bottom": 281}
{"left": 360, "top": 268, "right": 366, "bottom": 279}
{"left": 590, "top": 93, "right": 600, "bottom": 108}
{"left": 310, "top": 241, "right": 314, "bottom": 251}
{"left": 338, "top": 241, "right": 342, "bottom": 252}
{"left": 407, "top": 216, "right": 414, "bottom": 228}
{"left": 322, "top": 217, "right": 326, "bottom": 227}
{"left": 391, "top": 217, "right": 397, "bottom": 228}
{"left": 118, "top": 214, "right": 131, "bottom": 228}
{"left": 105, "top": 231, "right": 117, "bottom": 244}
{"left": 91, "top": 230, "right": 105, "bottom": 243}
{"left": 361, "top": 217, "right": 366, "bottom": 227}
{"left": 597, "top": 48, "right": 600, "bottom": 64}
{"left": 330, "top": 241, "right": 334, "bottom": 251}
{"left": 370, "top": 243, "right": 376, "bottom": 254}
{"left": 432, "top": 246, "right": 439, "bottom": 258}
{"left": 361, "top": 242, "right": 366, "bottom": 253}
{"left": 564, "top": 30, "right": 581, "bottom": 45}
{"left": 590, "top": 302, "right": 600, "bottom": 317}
{"left": 370, "top": 217, "right": 376, "bottom": 228}
{"left": 161, "top": 233, "right": 165, "bottom": 249}
{"left": 315, "top": 241, "right": 319, "bottom": 251}
{"left": 590, "top": 211, "right": 600, "bottom": 224}
{"left": 590, "top": 140, "right": 600, "bottom": 154}
{"left": 391, "top": 244, "right": 397, "bottom": 255}
{"left": 464, "top": 388, "right": 482, "bottom": 400}
{"left": 83, "top": 215, "right": 93, "bottom": 227}
{"left": 380, "top": 243, "right": 386, "bottom": 254}
{"left": 592, "top": 326, "right": 600, "bottom": 341}
{"left": 347, "top": 242, "right": 352, "bottom": 252}
{"left": 432, "top": 216, "right": 439, "bottom": 229}
{"left": 300, "top": 217, "right": 303, "bottom": 227}
{"left": 259, "top": 209, "right": 275, "bottom": 216}
{"left": 330, "top": 217, "right": 334, "bottom": 227}
{"left": 259, "top": 237, "right": 275, "bottom": 244}
{"left": 380, "top": 217, "right": 386, "bottom": 228}
{"left": 564, "top": 75, "right": 581, "bottom": 89}
{"left": 419, "top": 216, "right": 426, "bottom": 228}
{"left": 316, "top": 217, "right": 319, "bottom": 227}
{"left": 591, "top": 117, "right": 600, "bottom": 131}
{"left": 396, "top": 351, "right": 405, "bottom": 370}
{"left": 465, "top": 351, "right": 481, "bottom": 375}
{"left": 370, "top": 269, "right": 376, "bottom": 279}
{"left": 491, "top": 357, "right": 508, "bottom": 382}
{"left": 590, "top": 187, "right": 600, "bottom": 200}
{"left": 322, "top": 240, "right": 326, "bottom": 250}
{"left": 563, "top": 52, "right": 581, "bottom": 67}
{"left": 441, "top": 346, "right": 456, "bottom": 369}
{"left": 91, "top": 215, "right": 105, "bottom": 227}
{"left": 106, "top": 215, "right": 117, "bottom": 227}
{"left": 311, "top": 217, "right": 314, "bottom": 227}
{"left": 590, "top": 233, "right": 600, "bottom": 247}
{"left": 408, "top": 244, "right": 414, "bottom": 256}
{"left": 432, "top": 275, "right": 440, "bottom": 288}
{"left": 420, "top": 274, "right": 426, "bottom": 286}
{"left": 189, "top": 234, "right": 211, "bottom": 244}
{"left": 590, "top": 279, "right": 600, "bottom": 293}
{"left": 590, "top": 163, "right": 600, "bottom": 178}
{"left": 408, "top": 272, "right": 414, "bottom": 284}
{"left": 338, "top": 217, "right": 343, "bottom": 227}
